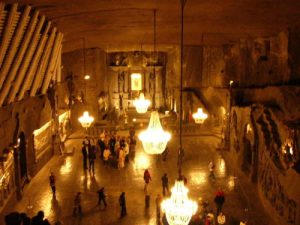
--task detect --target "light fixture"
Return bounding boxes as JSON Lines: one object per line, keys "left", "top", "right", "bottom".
{"left": 161, "top": 180, "right": 198, "bottom": 225}
{"left": 133, "top": 93, "right": 150, "bottom": 113}
{"left": 84, "top": 74, "right": 90, "bottom": 80}
{"left": 161, "top": 1, "right": 197, "bottom": 224}
{"left": 78, "top": 111, "right": 94, "bottom": 129}
{"left": 138, "top": 111, "right": 171, "bottom": 154}
{"left": 192, "top": 108, "right": 208, "bottom": 124}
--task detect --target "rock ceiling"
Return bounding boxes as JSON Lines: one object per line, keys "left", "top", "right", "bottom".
{"left": 4, "top": 0, "right": 300, "bottom": 52}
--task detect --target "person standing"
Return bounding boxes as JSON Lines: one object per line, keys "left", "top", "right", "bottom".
{"left": 82, "top": 141, "right": 89, "bottom": 170}
{"left": 103, "top": 146, "right": 111, "bottom": 165}
{"left": 49, "top": 172, "right": 56, "bottom": 196}
{"left": 118, "top": 147, "right": 125, "bottom": 169}
{"left": 143, "top": 169, "right": 152, "bottom": 192}
{"left": 98, "top": 138, "right": 106, "bottom": 159}
{"left": 119, "top": 192, "right": 127, "bottom": 218}
{"left": 161, "top": 173, "right": 169, "bottom": 196}
{"left": 214, "top": 188, "right": 225, "bottom": 215}
{"left": 88, "top": 146, "right": 96, "bottom": 175}
{"left": 97, "top": 187, "right": 107, "bottom": 208}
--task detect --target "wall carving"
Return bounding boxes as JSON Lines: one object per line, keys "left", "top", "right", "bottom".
{"left": 259, "top": 153, "right": 297, "bottom": 224}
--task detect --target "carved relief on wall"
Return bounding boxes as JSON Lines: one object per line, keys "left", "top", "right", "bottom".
{"left": 256, "top": 109, "right": 285, "bottom": 172}
{"left": 108, "top": 51, "right": 165, "bottom": 67}
{"left": 259, "top": 154, "right": 298, "bottom": 224}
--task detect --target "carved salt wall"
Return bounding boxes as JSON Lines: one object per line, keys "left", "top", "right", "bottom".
{"left": 61, "top": 48, "right": 106, "bottom": 129}
{"left": 230, "top": 98, "right": 300, "bottom": 224}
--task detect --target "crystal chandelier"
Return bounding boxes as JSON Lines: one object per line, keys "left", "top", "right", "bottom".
{"left": 78, "top": 111, "right": 94, "bottom": 129}
{"left": 192, "top": 108, "right": 208, "bottom": 124}
{"left": 133, "top": 93, "right": 150, "bottom": 113}
{"left": 138, "top": 111, "right": 171, "bottom": 154}
{"left": 162, "top": 1, "right": 198, "bottom": 224}
{"left": 162, "top": 180, "right": 198, "bottom": 225}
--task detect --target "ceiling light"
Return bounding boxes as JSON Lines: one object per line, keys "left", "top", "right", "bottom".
{"left": 138, "top": 111, "right": 171, "bottom": 154}
{"left": 192, "top": 108, "right": 208, "bottom": 124}
{"left": 133, "top": 93, "right": 150, "bottom": 114}
{"left": 78, "top": 111, "right": 94, "bottom": 129}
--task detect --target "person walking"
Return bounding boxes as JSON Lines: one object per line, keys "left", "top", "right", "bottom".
{"left": 119, "top": 192, "right": 127, "bottom": 218}
{"left": 73, "top": 192, "right": 82, "bottom": 216}
{"left": 214, "top": 188, "right": 225, "bottom": 215}
{"left": 161, "top": 173, "right": 169, "bottom": 196}
{"left": 49, "top": 172, "right": 56, "bottom": 196}
{"left": 143, "top": 169, "right": 152, "bottom": 193}
{"left": 82, "top": 141, "right": 89, "bottom": 170}
{"left": 97, "top": 187, "right": 107, "bottom": 208}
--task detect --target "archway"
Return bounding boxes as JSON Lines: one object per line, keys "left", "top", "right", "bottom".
{"left": 18, "top": 132, "right": 27, "bottom": 181}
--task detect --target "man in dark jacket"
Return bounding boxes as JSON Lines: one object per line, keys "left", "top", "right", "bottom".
{"left": 119, "top": 192, "right": 127, "bottom": 218}
{"left": 161, "top": 173, "right": 169, "bottom": 196}
{"left": 82, "top": 141, "right": 89, "bottom": 170}
{"left": 97, "top": 187, "right": 107, "bottom": 208}
{"left": 88, "top": 146, "right": 96, "bottom": 175}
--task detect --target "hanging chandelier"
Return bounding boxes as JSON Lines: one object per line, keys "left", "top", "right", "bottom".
{"left": 138, "top": 111, "right": 171, "bottom": 154}
{"left": 133, "top": 93, "right": 151, "bottom": 113}
{"left": 162, "top": 180, "right": 198, "bottom": 225}
{"left": 78, "top": 111, "right": 94, "bottom": 129}
{"left": 162, "top": 1, "right": 197, "bottom": 224}
{"left": 192, "top": 108, "right": 208, "bottom": 124}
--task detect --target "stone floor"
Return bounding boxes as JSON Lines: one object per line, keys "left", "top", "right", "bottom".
{"left": 2, "top": 130, "right": 274, "bottom": 225}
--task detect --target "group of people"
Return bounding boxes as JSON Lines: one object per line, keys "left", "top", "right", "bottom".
{"left": 81, "top": 130, "right": 137, "bottom": 172}
{"left": 4, "top": 211, "right": 56, "bottom": 225}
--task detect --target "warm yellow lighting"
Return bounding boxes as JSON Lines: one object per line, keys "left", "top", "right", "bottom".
{"left": 246, "top": 123, "right": 252, "bottom": 133}
{"left": 134, "top": 152, "right": 150, "bottom": 170}
{"left": 133, "top": 93, "right": 150, "bottom": 114}
{"left": 139, "top": 111, "right": 171, "bottom": 154}
{"left": 78, "top": 111, "right": 94, "bottom": 129}
{"left": 132, "top": 118, "right": 137, "bottom": 122}
{"left": 190, "top": 171, "right": 207, "bottom": 185}
{"left": 192, "top": 108, "right": 208, "bottom": 124}
{"left": 60, "top": 157, "right": 72, "bottom": 174}
{"left": 131, "top": 73, "right": 142, "bottom": 91}
{"left": 228, "top": 176, "right": 236, "bottom": 191}
{"left": 161, "top": 180, "right": 198, "bottom": 225}
{"left": 84, "top": 74, "right": 90, "bottom": 80}
{"left": 229, "top": 80, "right": 234, "bottom": 86}
{"left": 33, "top": 121, "right": 52, "bottom": 136}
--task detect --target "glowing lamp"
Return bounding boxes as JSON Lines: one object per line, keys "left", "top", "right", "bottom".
{"left": 139, "top": 111, "right": 171, "bottom": 154}
{"left": 78, "top": 111, "right": 94, "bottom": 129}
{"left": 192, "top": 108, "right": 208, "bottom": 124}
{"left": 84, "top": 75, "right": 90, "bottom": 80}
{"left": 133, "top": 93, "right": 151, "bottom": 114}
{"left": 161, "top": 180, "right": 198, "bottom": 225}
